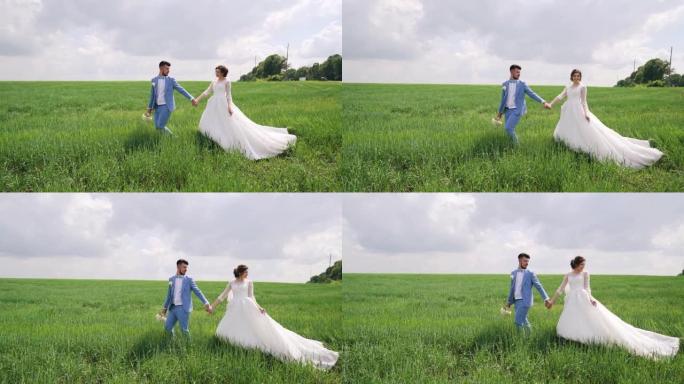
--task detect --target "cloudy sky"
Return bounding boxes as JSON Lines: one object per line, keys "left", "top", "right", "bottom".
{"left": 344, "top": 0, "right": 684, "bottom": 85}
{"left": 344, "top": 194, "right": 684, "bottom": 275}
{"left": 0, "top": 0, "right": 341, "bottom": 80}
{"left": 0, "top": 194, "right": 341, "bottom": 283}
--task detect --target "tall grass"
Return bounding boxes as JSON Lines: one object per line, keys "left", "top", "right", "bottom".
{"left": 342, "top": 84, "right": 684, "bottom": 191}
{"left": 342, "top": 274, "right": 683, "bottom": 383}
{"left": 0, "top": 278, "right": 341, "bottom": 383}
{"left": 0, "top": 81, "right": 340, "bottom": 191}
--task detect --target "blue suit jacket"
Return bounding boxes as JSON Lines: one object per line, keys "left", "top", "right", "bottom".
{"left": 148, "top": 75, "right": 194, "bottom": 112}
{"left": 507, "top": 269, "right": 549, "bottom": 307}
{"left": 498, "top": 80, "right": 545, "bottom": 116}
{"left": 163, "top": 275, "right": 209, "bottom": 313}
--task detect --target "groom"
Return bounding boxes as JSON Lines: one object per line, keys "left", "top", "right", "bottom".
{"left": 505, "top": 253, "right": 551, "bottom": 333}
{"left": 496, "top": 64, "right": 551, "bottom": 144}
{"left": 146, "top": 60, "right": 199, "bottom": 135}
{"left": 160, "top": 259, "right": 212, "bottom": 337}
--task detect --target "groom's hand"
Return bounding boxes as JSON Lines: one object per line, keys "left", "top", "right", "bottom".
{"left": 544, "top": 300, "right": 552, "bottom": 309}
{"left": 204, "top": 303, "right": 213, "bottom": 314}
{"left": 543, "top": 102, "right": 552, "bottom": 109}
{"left": 191, "top": 99, "right": 199, "bottom": 107}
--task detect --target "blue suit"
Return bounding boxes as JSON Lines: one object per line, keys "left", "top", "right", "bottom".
{"left": 507, "top": 269, "right": 549, "bottom": 332}
{"left": 147, "top": 75, "right": 194, "bottom": 131}
{"left": 497, "top": 80, "right": 545, "bottom": 143}
{"left": 162, "top": 275, "right": 209, "bottom": 336}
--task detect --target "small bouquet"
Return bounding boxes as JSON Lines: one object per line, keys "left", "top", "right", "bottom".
{"left": 142, "top": 112, "right": 153, "bottom": 122}
{"left": 491, "top": 117, "right": 503, "bottom": 127}
{"left": 155, "top": 312, "right": 167, "bottom": 322}
{"left": 500, "top": 303, "right": 512, "bottom": 316}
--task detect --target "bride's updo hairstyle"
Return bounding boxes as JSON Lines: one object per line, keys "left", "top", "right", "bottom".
{"left": 570, "top": 69, "right": 582, "bottom": 81}
{"left": 570, "top": 256, "right": 586, "bottom": 269}
{"left": 233, "top": 264, "right": 248, "bottom": 278}
{"left": 216, "top": 65, "right": 229, "bottom": 77}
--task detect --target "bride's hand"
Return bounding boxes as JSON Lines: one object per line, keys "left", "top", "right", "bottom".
{"left": 259, "top": 307, "right": 266, "bottom": 314}
{"left": 590, "top": 300, "right": 597, "bottom": 307}
{"left": 585, "top": 115, "right": 590, "bottom": 122}
{"left": 228, "top": 107, "right": 234, "bottom": 116}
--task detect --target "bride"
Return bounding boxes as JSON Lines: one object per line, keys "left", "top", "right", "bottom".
{"left": 548, "top": 69, "right": 663, "bottom": 169}
{"left": 548, "top": 256, "right": 679, "bottom": 359}
{"left": 194, "top": 65, "right": 297, "bottom": 160}
{"left": 210, "top": 265, "right": 338, "bottom": 370}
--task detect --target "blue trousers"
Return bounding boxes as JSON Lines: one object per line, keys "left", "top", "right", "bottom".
{"left": 504, "top": 108, "right": 522, "bottom": 144}
{"left": 154, "top": 104, "right": 171, "bottom": 130}
{"left": 165, "top": 305, "right": 190, "bottom": 336}
{"left": 513, "top": 300, "right": 531, "bottom": 332}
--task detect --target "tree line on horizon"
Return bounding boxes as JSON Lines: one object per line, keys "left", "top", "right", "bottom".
{"left": 616, "top": 57, "right": 684, "bottom": 87}
{"left": 307, "top": 260, "right": 341, "bottom": 284}
{"left": 239, "top": 54, "right": 342, "bottom": 82}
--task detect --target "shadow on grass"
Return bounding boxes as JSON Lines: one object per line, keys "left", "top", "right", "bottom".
{"left": 125, "top": 330, "right": 174, "bottom": 366}
{"left": 465, "top": 131, "right": 517, "bottom": 159}
{"left": 124, "top": 128, "right": 161, "bottom": 153}
{"left": 449, "top": 322, "right": 562, "bottom": 359}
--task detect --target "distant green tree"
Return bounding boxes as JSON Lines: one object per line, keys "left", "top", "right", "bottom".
{"left": 617, "top": 58, "right": 680, "bottom": 87}
{"left": 307, "top": 260, "right": 342, "bottom": 284}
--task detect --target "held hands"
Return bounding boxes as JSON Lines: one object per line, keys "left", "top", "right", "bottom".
{"left": 543, "top": 102, "right": 552, "bottom": 110}
{"left": 191, "top": 98, "right": 199, "bottom": 107}
{"left": 544, "top": 299, "right": 553, "bottom": 309}
{"left": 204, "top": 303, "right": 213, "bottom": 314}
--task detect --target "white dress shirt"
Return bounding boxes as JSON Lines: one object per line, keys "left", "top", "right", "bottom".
{"left": 157, "top": 77, "right": 167, "bottom": 106}
{"left": 506, "top": 81, "right": 518, "bottom": 109}
{"left": 514, "top": 270, "right": 524, "bottom": 300}
{"left": 173, "top": 276, "right": 183, "bottom": 305}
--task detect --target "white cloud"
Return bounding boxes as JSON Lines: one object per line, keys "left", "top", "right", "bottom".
{"left": 344, "top": 193, "right": 684, "bottom": 275}
{"left": 0, "top": 193, "right": 341, "bottom": 283}
{"left": 0, "top": 0, "right": 341, "bottom": 80}
{"left": 344, "top": 0, "right": 684, "bottom": 85}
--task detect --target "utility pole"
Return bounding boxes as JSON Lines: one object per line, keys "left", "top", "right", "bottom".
{"left": 286, "top": 42, "right": 290, "bottom": 70}
{"left": 329, "top": 253, "right": 332, "bottom": 268}
{"left": 669, "top": 46, "right": 673, "bottom": 86}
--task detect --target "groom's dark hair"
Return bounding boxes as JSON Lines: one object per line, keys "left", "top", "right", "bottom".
{"left": 510, "top": 64, "right": 521, "bottom": 71}
{"left": 159, "top": 60, "right": 171, "bottom": 68}
{"left": 518, "top": 253, "right": 530, "bottom": 260}
{"left": 176, "top": 259, "right": 189, "bottom": 266}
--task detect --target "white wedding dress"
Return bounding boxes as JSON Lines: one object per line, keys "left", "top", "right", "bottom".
{"left": 214, "top": 279, "right": 338, "bottom": 370}
{"left": 198, "top": 79, "right": 296, "bottom": 160}
{"left": 555, "top": 272, "right": 679, "bottom": 359}
{"left": 552, "top": 83, "right": 663, "bottom": 168}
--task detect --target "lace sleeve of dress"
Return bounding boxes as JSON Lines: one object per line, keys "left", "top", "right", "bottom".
{"left": 552, "top": 86, "right": 567, "bottom": 105}
{"left": 226, "top": 80, "right": 233, "bottom": 105}
{"left": 555, "top": 274, "right": 568, "bottom": 296}
{"left": 248, "top": 280, "right": 255, "bottom": 299}
{"left": 216, "top": 281, "right": 231, "bottom": 302}
{"left": 200, "top": 81, "right": 214, "bottom": 100}
{"left": 580, "top": 85, "right": 590, "bottom": 115}
{"left": 583, "top": 272, "right": 591, "bottom": 295}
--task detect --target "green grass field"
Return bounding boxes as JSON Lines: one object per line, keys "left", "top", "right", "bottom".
{"left": 342, "top": 84, "right": 684, "bottom": 191}
{"left": 342, "top": 274, "right": 683, "bottom": 384}
{"left": 0, "top": 81, "right": 340, "bottom": 191}
{"left": 0, "top": 279, "right": 341, "bottom": 384}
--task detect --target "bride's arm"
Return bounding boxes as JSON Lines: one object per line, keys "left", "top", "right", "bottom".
{"left": 211, "top": 282, "right": 231, "bottom": 309}
{"left": 196, "top": 81, "right": 214, "bottom": 102}
{"left": 549, "top": 87, "right": 567, "bottom": 107}
{"left": 226, "top": 81, "right": 234, "bottom": 115}
{"left": 549, "top": 274, "right": 568, "bottom": 304}
{"left": 248, "top": 281, "right": 266, "bottom": 313}
{"left": 580, "top": 86, "right": 590, "bottom": 121}
{"left": 584, "top": 272, "right": 597, "bottom": 306}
